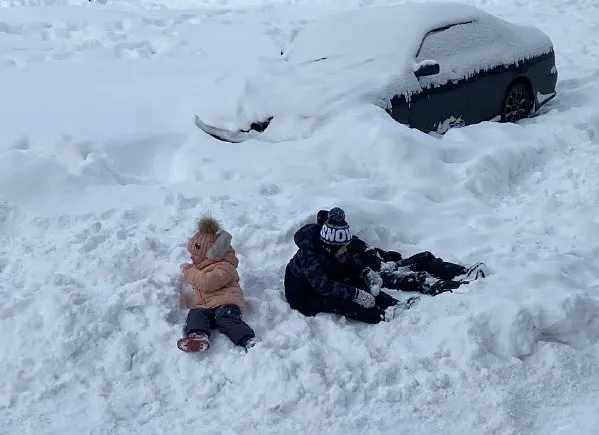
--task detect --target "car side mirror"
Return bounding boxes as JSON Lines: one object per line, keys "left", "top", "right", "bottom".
{"left": 414, "top": 61, "right": 440, "bottom": 78}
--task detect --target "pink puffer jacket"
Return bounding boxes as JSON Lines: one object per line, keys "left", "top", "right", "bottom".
{"left": 181, "top": 250, "right": 245, "bottom": 310}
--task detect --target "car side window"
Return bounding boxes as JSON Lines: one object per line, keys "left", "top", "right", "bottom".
{"left": 416, "top": 22, "right": 471, "bottom": 62}
{"left": 416, "top": 20, "right": 504, "bottom": 67}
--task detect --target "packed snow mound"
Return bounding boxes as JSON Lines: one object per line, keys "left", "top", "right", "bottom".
{"left": 2, "top": 0, "right": 599, "bottom": 435}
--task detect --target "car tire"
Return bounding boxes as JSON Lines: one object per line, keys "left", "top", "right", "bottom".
{"left": 501, "top": 80, "right": 535, "bottom": 123}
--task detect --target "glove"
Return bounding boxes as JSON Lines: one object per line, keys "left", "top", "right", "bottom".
{"left": 361, "top": 268, "right": 383, "bottom": 296}
{"left": 353, "top": 289, "right": 376, "bottom": 308}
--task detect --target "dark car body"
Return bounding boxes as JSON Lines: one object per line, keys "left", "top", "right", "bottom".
{"left": 385, "top": 18, "right": 558, "bottom": 134}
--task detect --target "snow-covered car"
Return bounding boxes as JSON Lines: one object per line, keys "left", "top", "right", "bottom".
{"left": 194, "top": 2, "right": 558, "bottom": 142}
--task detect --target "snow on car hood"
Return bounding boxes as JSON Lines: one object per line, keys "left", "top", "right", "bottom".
{"left": 231, "top": 53, "right": 416, "bottom": 131}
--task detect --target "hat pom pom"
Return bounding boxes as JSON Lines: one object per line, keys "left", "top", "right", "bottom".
{"left": 198, "top": 216, "right": 220, "bottom": 234}
{"left": 328, "top": 207, "right": 345, "bottom": 223}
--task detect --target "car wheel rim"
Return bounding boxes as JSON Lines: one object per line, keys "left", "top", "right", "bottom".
{"left": 504, "top": 86, "right": 532, "bottom": 123}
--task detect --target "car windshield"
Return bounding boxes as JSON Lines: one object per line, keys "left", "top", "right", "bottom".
{"left": 284, "top": 9, "right": 422, "bottom": 70}
{"left": 282, "top": 3, "right": 485, "bottom": 71}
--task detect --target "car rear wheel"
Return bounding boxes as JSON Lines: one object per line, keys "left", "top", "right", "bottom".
{"left": 501, "top": 81, "right": 534, "bottom": 123}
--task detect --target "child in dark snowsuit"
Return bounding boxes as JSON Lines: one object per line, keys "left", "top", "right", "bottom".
{"left": 285, "top": 208, "right": 411, "bottom": 324}
{"left": 316, "top": 209, "right": 487, "bottom": 295}
{"left": 177, "top": 216, "right": 256, "bottom": 352}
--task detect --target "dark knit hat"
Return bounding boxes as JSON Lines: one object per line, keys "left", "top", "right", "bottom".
{"left": 319, "top": 207, "right": 352, "bottom": 246}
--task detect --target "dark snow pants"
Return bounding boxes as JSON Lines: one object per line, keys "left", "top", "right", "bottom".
{"left": 184, "top": 304, "right": 255, "bottom": 346}
{"left": 284, "top": 265, "right": 398, "bottom": 324}
{"left": 398, "top": 251, "right": 467, "bottom": 280}
{"left": 379, "top": 251, "right": 467, "bottom": 294}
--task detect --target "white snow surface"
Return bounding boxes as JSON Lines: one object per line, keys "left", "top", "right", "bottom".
{"left": 1, "top": 0, "right": 599, "bottom": 434}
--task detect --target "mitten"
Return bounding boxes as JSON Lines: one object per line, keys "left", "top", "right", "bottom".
{"left": 361, "top": 268, "right": 383, "bottom": 296}
{"left": 317, "top": 210, "right": 329, "bottom": 225}
{"left": 353, "top": 289, "right": 376, "bottom": 308}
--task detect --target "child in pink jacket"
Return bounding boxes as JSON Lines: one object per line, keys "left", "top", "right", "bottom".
{"left": 177, "top": 216, "right": 256, "bottom": 353}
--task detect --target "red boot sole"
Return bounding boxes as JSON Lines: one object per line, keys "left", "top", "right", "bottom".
{"left": 177, "top": 337, "right": 209, "bottom": 353}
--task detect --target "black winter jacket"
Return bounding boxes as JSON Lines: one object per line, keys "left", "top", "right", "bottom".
{"left": 286, "top": 224, "right": 367, "bottom": 300}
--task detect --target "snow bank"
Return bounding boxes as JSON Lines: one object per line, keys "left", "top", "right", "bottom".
{"left": 2, "top": 0, "right": 599, "bottom": 434}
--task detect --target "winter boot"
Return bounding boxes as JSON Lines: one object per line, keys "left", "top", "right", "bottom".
{"left": 239, "top": 335, "right": 257, "bottom": 352}
{"left": 423, "top": 279, "right": 464, "bottom": 296}
{"left": 384, "top": 296, "right": 420, "bottom": 321}
{"left": 459, "top": 262, "right": 488, "bottom": 282}
{"left": 177, "top": 332, "right": 210, "bottom": 353}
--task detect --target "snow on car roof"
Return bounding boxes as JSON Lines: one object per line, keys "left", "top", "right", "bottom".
{"left": 283, "top": 2, "right": 490, "bottom": 69}
{"left": 283, "top": 2, "right": 553, "bottom": 79}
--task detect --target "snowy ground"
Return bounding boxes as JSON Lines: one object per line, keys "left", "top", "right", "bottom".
{"left": 2, "top": 0, "right": 599, "bottom": 434}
